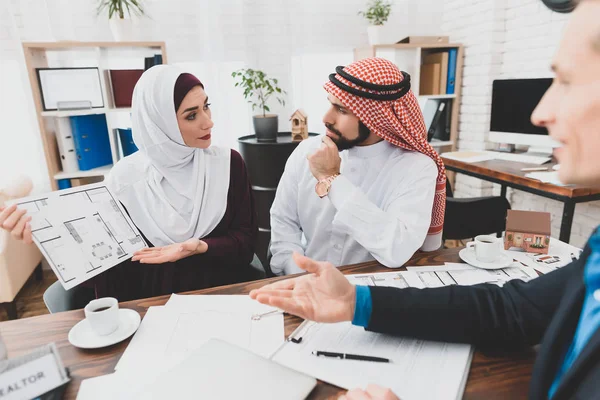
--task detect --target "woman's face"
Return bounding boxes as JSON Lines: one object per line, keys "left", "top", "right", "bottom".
{"left": 176, "top": 86, "right": 214, "bottom": 149}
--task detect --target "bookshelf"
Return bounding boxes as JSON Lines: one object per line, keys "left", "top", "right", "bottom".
{"left": 22, "top": 41, "right": 167, "bottom": 191}
{"left": 354, "top": 43, "right": 464, "bottom": 154}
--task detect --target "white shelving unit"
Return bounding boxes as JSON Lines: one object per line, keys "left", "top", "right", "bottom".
{"left": 40, "top": 107, "right": 132, "bottom": 118}
{"left": 23, "top": 41, "right": 167, "bottom": 190}
{"left": 354, "top": 43, "right": 464, "bottom": 154}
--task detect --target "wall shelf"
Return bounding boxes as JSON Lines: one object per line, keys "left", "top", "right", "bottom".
{"left": 22, "top": 41, "right": 167, "bottom": 190}
{"left": 54, "top": 165, "right": 113, "bottom": 180}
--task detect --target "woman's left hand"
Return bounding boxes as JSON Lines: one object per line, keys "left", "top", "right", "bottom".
{"left": 131, "top": 238, "right": 208, "bottom": 264}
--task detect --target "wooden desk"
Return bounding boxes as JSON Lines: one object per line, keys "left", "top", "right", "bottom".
{"left": 442, "top": 156, "right": 600, "bottom": 243}
{"left": 0, "top": 248, "right": 536, "bottom": 400}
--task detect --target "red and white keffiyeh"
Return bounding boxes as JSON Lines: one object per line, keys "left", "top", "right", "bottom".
{"left": 324, "top": 57, "right": 446, "bottom": 251}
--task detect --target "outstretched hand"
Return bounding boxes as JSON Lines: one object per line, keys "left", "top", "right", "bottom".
{"left": 131, "top": 238, "right": 208, "bottom": 264}
{"left": 249, "top": 252, "right": 356, "bottom": 323}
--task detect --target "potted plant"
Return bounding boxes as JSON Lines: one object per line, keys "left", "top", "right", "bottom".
{"left": 232, "top": 68, "right": 286, "bottom": 142}
{"left": 97, "top": 0, "right": 145, "bottom": 41}
{"left": 358, "top": 0, "right": 393, "bottom": 45}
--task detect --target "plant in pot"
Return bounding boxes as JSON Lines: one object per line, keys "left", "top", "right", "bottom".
{"left": 358, "top": 0, "right": 393, "bottom": 45}
{"left": 232, "top": 68, "right": 286, "bottom": 142}
{"left": 97, "top": 0, "right": 145, "bottom": 41}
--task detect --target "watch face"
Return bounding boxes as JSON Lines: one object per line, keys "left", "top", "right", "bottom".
{"left": 315, "top": 181, "right": 328, "bottom": 198}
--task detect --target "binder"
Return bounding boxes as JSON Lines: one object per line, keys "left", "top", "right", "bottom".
{"left": 446, "top": 48, "right": 458, "bottom": 94}
{"left": 144, "top": 57, "right": 154, "bottom": 71}
{"left": 54, "top": 117, "right": 79, "bottom": 173}
{"left": 69, "top": 114, "right": 113, "bottom": 171}
{"left": 423, "top": 52, "right": 448, "bottom": 94}
{"left": 419, "top": 63, "right": 441, "bottom": 95}
{"left": 118, "top": 128, "right": 139, "bottom": 157}
{"left": 109, "top": 70, "right": 144, "bottom": 108}
{"left": 428, "top": 101, "right": 446, "bottom": 142}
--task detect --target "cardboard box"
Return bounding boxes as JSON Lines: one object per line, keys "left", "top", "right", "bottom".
{"left": 397, "top": 36, "right": 449, "bottom": 44}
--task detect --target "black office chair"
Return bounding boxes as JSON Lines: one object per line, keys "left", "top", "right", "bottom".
{"left": 443, "top": 180, "right": 511, "bottom": 240}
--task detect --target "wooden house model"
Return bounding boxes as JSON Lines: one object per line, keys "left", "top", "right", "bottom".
{"left": 290, "top": 109, "right": 308, "bottom": 142}
{"left": 504, "top": 210, "right": 551, "bottom": 254}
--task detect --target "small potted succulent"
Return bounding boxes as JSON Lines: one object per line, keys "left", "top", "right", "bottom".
{"left": 358, "top": 0, "right": 393, "bottom": 45}
{"left": 232, "top": 68, "right": 286, "bottom": 142}
{"left": 97, "top": 0, "right": 145, "bottom": 41}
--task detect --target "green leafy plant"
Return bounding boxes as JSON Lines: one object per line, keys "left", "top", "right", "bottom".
{"left": 530, "top": 243, "right": 547, "bottom": 249}
{"left": 507, "top": 234, "right": 513, "bottom": 241}
{"left": 231, "top": 69, "right": 286, "bottom": 117}
{"left": 358, "top": 0, "right": 393, "bottom": 26}
{"left": 97, "top": 0, "right": 145, "bottom": 19}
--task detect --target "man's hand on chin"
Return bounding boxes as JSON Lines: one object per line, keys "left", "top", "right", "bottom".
{"left": 308, "top": 136, "right": 341, "bottom": 181}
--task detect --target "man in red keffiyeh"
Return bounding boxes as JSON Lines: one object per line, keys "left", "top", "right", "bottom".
{"left": 270, "top": 57, "right": 445, "bottom": 275}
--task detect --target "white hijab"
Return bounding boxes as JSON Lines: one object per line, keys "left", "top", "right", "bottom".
{"left": 107, "top": 65, "right": 230, "bottom": 247}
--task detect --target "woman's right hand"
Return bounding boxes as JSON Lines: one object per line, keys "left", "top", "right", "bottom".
{"left": 0, "top": 204, "right": 33, "bottom": 244}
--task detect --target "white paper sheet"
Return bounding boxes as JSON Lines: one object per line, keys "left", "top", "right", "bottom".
{"left": 406, "top": 263, "right": 538, "bottom": 286}
{"left": 507, "top": 238, "right": 582, "bottom": 274}
{"left": 115, "top": 297, "right": 285, "bottom": 373}
{"left": 8, "top": 183, "right": 146, "bottom": 289}
{"left": 272, "top": 321, "right": 473, "bottom": 400}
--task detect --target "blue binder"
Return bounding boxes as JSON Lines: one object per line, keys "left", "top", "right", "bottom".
{"left": 70, "top": 114, "right": 113, "bottom": 171}
{"left": 446, "top": 48, "right": 458, "bottom": 95}
{"left": 118, "top": 128, "right": 139, "bottom": 157}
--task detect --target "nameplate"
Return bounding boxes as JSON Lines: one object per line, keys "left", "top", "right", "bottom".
{"left": 0, "top": 344, "right": 69, "bottom": 400}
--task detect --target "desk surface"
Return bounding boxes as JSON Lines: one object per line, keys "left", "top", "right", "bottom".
{"left": 442, "top": 156, "right": 600, "bottom": 199}
{"left": 0, "top": 248, "right": 536, "bottom": 400}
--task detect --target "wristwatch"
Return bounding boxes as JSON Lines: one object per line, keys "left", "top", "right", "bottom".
{"left": 315, "top": 174, "right": 340, "bottom": 198}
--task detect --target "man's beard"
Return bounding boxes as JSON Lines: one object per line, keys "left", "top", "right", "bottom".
{"left": 325, "top": 121, "right": 371, "bottom": 151}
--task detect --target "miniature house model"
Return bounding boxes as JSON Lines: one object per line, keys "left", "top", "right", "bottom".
{"left": 290, "top": 109, "right": 308, "bottom": 142}
{"left": 504, "top": 210, "right": 551, "bottom": 254}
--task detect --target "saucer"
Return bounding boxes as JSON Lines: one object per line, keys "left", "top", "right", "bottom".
{"left": 68, "top": 309, "right": 141, "bottom": 349}
{"left": 459, "top": 247, "right": 513, "bottom": 270}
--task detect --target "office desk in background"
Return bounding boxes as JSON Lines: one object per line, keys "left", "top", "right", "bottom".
{"left": 0, "top": 248, "right": 536, "bottom": 400}
{"left": 443, "top": 156, "right": 600, "bottom": 243}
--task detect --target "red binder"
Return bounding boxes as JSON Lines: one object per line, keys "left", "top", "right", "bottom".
{"left": 109, "top": 69, "right": 144, "bottom": 107}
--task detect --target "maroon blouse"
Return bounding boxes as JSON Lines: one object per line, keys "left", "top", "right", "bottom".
{"left": 92, "top": 150, "right": 258, "bottom": 301}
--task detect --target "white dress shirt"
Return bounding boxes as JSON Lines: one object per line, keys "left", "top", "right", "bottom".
{"left": 270, "top": 135, "right": 438, "bottom": 275}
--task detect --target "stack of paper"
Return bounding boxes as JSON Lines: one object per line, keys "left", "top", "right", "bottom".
{"left": 77, "top": 295, "right": 285, "bottom": 400}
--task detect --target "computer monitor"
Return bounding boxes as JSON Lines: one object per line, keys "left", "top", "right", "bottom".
{"left": 488, "top": 78, "right": 557, "bottom": 151}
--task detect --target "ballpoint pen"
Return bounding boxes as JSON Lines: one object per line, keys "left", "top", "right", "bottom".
{"left": 312, "top": 350, "right": 391, "bottom": 363}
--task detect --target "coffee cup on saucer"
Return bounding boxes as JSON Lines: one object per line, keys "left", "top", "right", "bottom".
{"left": 466, "top": 235, "right": 502, "bottom": 263}
{"left": 84, "top": 297, "right": 119, "bottom": 336}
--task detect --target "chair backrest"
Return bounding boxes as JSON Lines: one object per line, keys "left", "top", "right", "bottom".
{"left": 43, "top": 281, "right": 95, "bottom": 314}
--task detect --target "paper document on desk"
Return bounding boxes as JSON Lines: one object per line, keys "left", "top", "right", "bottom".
{"left": 115, "top": 297, "right": 284, "bottom": 373}
{"left": 272, "top": 321, "right": 473, "bottom": 400}
{"left": 7, "top": 183, "right": 146, "bottom": 289}
{"left": 508, "top": 238, "right": 582, "bottom": 274}
{"left": 347, "top": 264, "right": 537, "bottom": 289}
{"left": 525, "top": 171, "right": 570, "bottom": 186}
{"left": 406, "top": 263, "right": 538, "bottom": 286}
{"left": 442, "top": 151, "right": 495, "bottom": 163}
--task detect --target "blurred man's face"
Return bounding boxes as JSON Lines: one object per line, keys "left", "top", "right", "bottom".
{"left": 531, "top": 0, "right": 600, "bottom": 186}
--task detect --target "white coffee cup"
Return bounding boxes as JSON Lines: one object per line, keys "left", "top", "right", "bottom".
{"left": 84, "top": 297, "right": 119, "bottom": 336}
{"left": 466, "top": 235, "right": 502, "bottom": 263}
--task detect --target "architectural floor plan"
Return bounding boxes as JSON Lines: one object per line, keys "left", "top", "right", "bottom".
{"left": 12, "top": 183, "right": 146, "bottom": 289}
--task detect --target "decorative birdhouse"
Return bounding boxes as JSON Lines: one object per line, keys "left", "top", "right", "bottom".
{"left": 290, "top": 109, "right": 308, "bottom": 142}
{"left": 504, "top": 210, "right": 551, "bottom": 254}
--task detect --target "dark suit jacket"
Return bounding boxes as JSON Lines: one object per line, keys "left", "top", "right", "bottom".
{"left": 367, "top": 246, "right": 599, "bottom": 400}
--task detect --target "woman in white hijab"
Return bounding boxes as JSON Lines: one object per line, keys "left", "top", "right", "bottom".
{"left": 0, "top": 65, "right": 258, "bottom": 301}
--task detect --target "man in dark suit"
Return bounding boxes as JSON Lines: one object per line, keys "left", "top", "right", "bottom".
{"left": 251, "top": 1, "right": 600, "bottom": 399}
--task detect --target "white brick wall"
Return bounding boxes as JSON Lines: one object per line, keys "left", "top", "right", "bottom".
{"left": 2, "top": 0, "right": 443, "bottom": 191}
{"left": 442, "top": 0, "right": 600, "bottom": 247}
